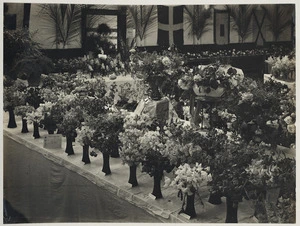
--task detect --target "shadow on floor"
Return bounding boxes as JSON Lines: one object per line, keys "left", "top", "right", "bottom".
{"left": 4, "top": 199, "right": 29, "bottom": 224}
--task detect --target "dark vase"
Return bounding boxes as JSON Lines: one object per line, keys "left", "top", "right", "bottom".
{"left": 33, "top": 122, "right": 40, "bottom": 139}
{"left": 110, "top": 144, "right": 120, "bottom": 158}
{"left": 82, "top": 145, "right": 91, "bottom": 164}
{"left": 128, "top": 164, "right": 138, "bottom": 187}
{"left": 7, "top": 107, "right": 17, "bottom": 128}
{"left": 208, "top": 191, "right": 222, "bottom": 205}
{"left": 21, "top": 119, "right": 29, "bottom": 133}
{"left": 102, "top": 152, "right": 111, "bottom": 175}
{"left": 65, "top": 136, "right": 75, "bottom": 156}
{"left": 152, "top": 169, "right": 163, "bottom": 199}
{"left": 183, "top": 193, "right": 197, "bottom": 218}
{"left": 57, "top": 128, "right": 62, "bottom": 134}
{"left": 149, "top": 82, "right": 162, "bottom": 101}
{"left": 225, "top": 196, "right": 238, "bottom": 223}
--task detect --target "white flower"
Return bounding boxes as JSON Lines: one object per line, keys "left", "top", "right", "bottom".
{"left": 287, "top": 124, "right": 296, "bottom": 134}
{"left": 284, "top": 116, "right": 293, "bottom": 125}
{"left": 161, "top": 57, "right": 171, "bottom": 67}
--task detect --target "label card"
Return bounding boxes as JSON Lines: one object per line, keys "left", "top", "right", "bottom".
{"left": 148, "top": 193, "right": 157, "bottom": 200}
{"left": 44, "top": 134, "right": 62, "bottom": 149}
{"left": 180, "top": 213, "right": 191, "bottom": 220}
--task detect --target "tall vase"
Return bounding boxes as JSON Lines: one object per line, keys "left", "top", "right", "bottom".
{"left": 102, "top": 152, "right": 111, "bottom": 175}
{"left": 65, "top": 136, "right": 75, "bottom": 156}
{"left": 82, "top": 145, "right": 91, "bottom": 164}
{"left": 183, "top": 193, "right": 197, "bottom": 218}
{"left": 152, "top": 169, "right": 163, "bottom": 199}
{"left": 225, "top": 196, "right": 239, "bottom": 223}
{"left": 7, "top": 107, "right": 17, "bottom": 128}
{"left": 33, "top": 122, "right": 40, "bottom": 139}
{"left": 128, "top": 164, "right": 138, "bottom": 187}
{"left": 208, "top": 191, "right": 222, "bottom": 205}
{"left": 21, "top": 119, "right": 29, "bottom": 133}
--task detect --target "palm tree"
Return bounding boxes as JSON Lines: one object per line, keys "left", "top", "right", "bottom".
{"left": 184, "top": 5, "right": 212, "bottom": 44}
{"left": 127, "top": 5, "right": 157, "bottom": 46}
{"left": 261, "top": 4, "right": 294, "bottom": 42}
{"left": 227, "top": 5, "right": 256, "bottom": 43}
{"left": 38, "top": 4, "right": 82, "bottom": 48}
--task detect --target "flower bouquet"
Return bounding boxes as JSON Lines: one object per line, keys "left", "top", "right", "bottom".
{"left": 178, "top": 63, "right": 244, "bottom": 97}
{"left": 76, "top": 122, "right": 95, "bottom": 164}
{"left": 58, "top": 107, "right": 84, "bottom": 155}
{"left": 265, "top": 55, "right": 295, "bottom": 81}
{"left": 25, "top": 106, "right": 44, "bottom": 139}
{"left": 90, "top": 111, "right": 125, "bottom": 175}
{"left": 119, "top": 113, "right": 152, "bottom": 186}
{"left": 14, "top": 105, "right": 35, "bottom": 133}
{"left": 130, "top": 50, "right": 185, "bottom": 100}
{"left": 166, "top": 163, "right": 211, "bottom": 218}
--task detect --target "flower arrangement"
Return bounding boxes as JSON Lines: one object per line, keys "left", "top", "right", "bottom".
{"left": 129, "top": 49, "right": 185, "bottom": 99}
{"left": 119, "top": 113, "right": 152, "bottom": 166}
{"left": 178, "top": 63, "right": 244, "bottom": 95}
{"left": 169, "top": 163, "right": 212, "bottom": 195}
{"left": 265, "top": 55, "right": 295, "bottom": 80}
{"left": 115, "top": 82, "right": 139, "bottom": 111}
{"left": 75, "top": 124, "right": 95, "bottom": 147}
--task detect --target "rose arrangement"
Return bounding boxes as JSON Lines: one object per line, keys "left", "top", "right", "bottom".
{"left": 178, "top": 63, "right": 244, "bottom": 95}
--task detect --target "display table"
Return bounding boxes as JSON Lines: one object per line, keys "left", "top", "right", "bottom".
{"left": 3, "top": 112, "right": 262, "bottom": 223}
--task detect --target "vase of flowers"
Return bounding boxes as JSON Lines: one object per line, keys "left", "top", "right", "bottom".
{"left": 139, "top": 129, "right": 174, "bottom": 199}
{"left": 119, "top": 113, "right": 152, "bottom": 187}
{"left": 58, "top": 107, "right": 83, "bottom": 156}
{"left": 76, "top": 124, "right": 95, "bottom": 164}
{"left": 91, "top": 111, "right": 124, "bottom": 175}
{"left": 15, "top": 105, "right": 35, "bottom": 133}
{"left": 130, "top": 50, "right": 185, "bottom": 100}
{"left": 26, "top": 106, "right": 44, "bottom": 139}
{"left": 178, "top": 63, "right": 244, "bottom": 97}
{"left": 166, "top": 163, "right": 211, "bottom": 218}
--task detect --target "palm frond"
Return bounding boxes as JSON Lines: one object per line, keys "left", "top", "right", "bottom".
{"left": 262, "top": 4, "right": 294, "bottom": 41}
{"left": 127, "top": 5, "right": 157, "bottom": 41}
{"left": 184, "top": 5, "right": 212, "bottom": 41}
{"left": 227, "top": 5, "right": 256, "bottom": 42}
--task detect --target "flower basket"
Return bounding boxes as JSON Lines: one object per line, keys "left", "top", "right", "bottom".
{"left": 193, "top": 84, "right": 225, "bottom": 98}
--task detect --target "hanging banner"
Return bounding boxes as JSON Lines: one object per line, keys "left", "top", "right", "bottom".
{"left": 157, "top": 5, "right": 183, "bottom": 47}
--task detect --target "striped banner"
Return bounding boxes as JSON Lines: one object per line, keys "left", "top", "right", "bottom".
{"left": 157, "top": 5, "right": 183, "bottom": 47}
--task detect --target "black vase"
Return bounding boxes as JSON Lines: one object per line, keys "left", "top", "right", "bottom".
{"left": 110, "top": 144, "right": 120, "bottom": 158}
{"left": 82, "top": 145, "right": 91, "bottom": 164}
{"left": 21, "top": 119, "right": 29, "bottom": 133}
{"left": 65, "top": 136, "right": 75, "bottom": 156}
{"left": 33, "top": 122, "right": 40, "bottom": 139}
{"left": 128, "top": 164, "right": 138, "bottom": 187}
{"left": 48, "top": 129, "right": 55, "bottom": 134}
{"left": 225, "top": 196, "right": 238, "bottom": 223}
{"left": 7, "top": 107, "right": 17, "bottom": 128}
{"left": 183, "top": 193, "right": 197, "bottom": 218}
{"left": 208, "top": 191, "right": 222, "bottom": 205}
{"left": 152, "top": 169, "right": 163, "bottom": 199}
{"left": 102, "top": 152, "right": 111, "bottom": 175}
{"left": 149, "top": 83, "right": 162, "bottom": 101}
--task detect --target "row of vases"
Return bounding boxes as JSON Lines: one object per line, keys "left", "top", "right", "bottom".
{"left": 6, "top": 107, "right": 242, "bottom": 222}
